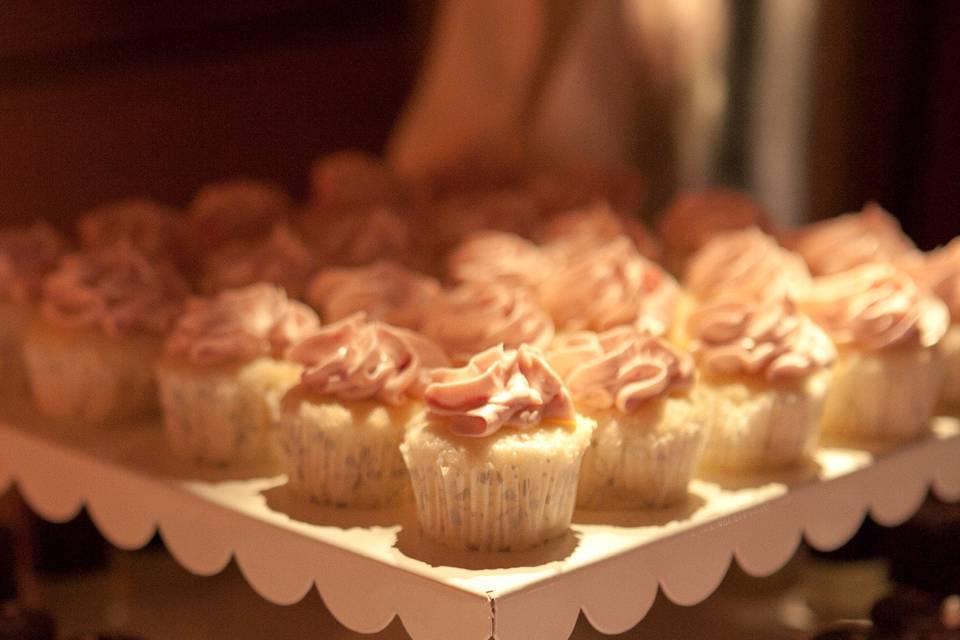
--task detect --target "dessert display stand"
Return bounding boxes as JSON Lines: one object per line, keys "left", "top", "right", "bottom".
{"left": 2, "top": 398, "right": 958, "bottom": 640}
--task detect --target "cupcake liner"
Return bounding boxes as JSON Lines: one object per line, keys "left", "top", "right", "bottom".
{"left": 576, "top": 397, "right": 704, "bottom": 509}
{"left": 401, "top": 417, "right": 593, "bottom": 551}
{"left": 22, "top": 321, "right": 160, "bottom": 424}
{"left": 695, "top": 371, "right": 829, "bottom": 471}
{"left": 157, "top": 358, "right": 298, "bottom": 465}
{"left": 820, "top": 347, "right": 944, "bottom": 442}
{"left": 278, "top": 398, "right": 414, "bottom": 508}
{"left": 938, "top": 324, "right": 960, "bottom": 411}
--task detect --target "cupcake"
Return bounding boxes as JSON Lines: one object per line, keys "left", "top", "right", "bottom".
{"left": 800, "top": 263, "right": 949, "bottom": 442}
{"left": 200, "top": 223, "right": 316, "bottom": 299}
{"left": 784, "top": 202, "right": 917, "bottom": 276}
{"left": 525, "top": 162, "right": 645, "bottom": 217}
{"left": 0, "top": 223, "right": 68, "bottom": 393}
{"left": 77, "top": 198, "right": 181, "bottom": 257}
{"left": 309, "top": 150, "right": 404, "bottom": 211}
{"left": 157, "top": 284, "right": 320, "bottom": 465}
{"left": 538, "top": 201, "right": 661, "bottom": 261}
{"left": 658, "top": 188, "right": 772, "bottom": 277}
{"left": 401, "top": 345, "right": 594, "bottom": 551}
{"left": 447, "top": 231, "right": 556, "bottom": 291}
{"left": 538, "top": 236, "right": 678, "bottom": 337}
{"left": 279, "top": 313, "right": 448, "bottom": 507}
{"left": 306, "top": 260, "right": 440, "bottom": 330}
{"left": 422, "top": 282, "right": 554, "bottom": 364}
{"left": 897, "top": 238, "right": 960, "bottom": 410}
{"left": 547, "top": 327, "right": 702, "bottom": 508}
{"left": 687, "top": 297, "right": 836, "bottom": 470}
{"left": 23, "top": 243, "right": 188, "bottom": 423}
{"left": 188, "top": 178, "right": 292, "bottom": 250}
{"left": 298, "top": 206, "right": 412, "bottom": 268}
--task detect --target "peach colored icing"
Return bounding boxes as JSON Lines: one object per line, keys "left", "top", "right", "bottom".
{"left": 422, "top": 283, "right": 554, "bottom": 363}
{"left": 548, "top": 327, "right": 694, "bottom": 413}
{"left": 684, "top": 228, "right": 811, "bottom": 301}
{"left": 165, "top": 283, "right": 320, "bottom": 366}
{"left": 189, "top": 179, "right": 291, "bottom": 249}
{"left": 785, "top": 202, "right": 917, "bottom": 276}
{"left": 306, "top": 260, "right": 440, "bottom": 330}
{"left": 688, "top": 297, "right": 836, "bottom": 381}
{"left": 659, "top": 189, "right": 772, "bottom": 257}
{"left": 539, "top": 237, "right": 678, "bottom": 335}
{"left": 897, "top": 238, "right": 960, "bottom": 321}
{"left": 77, "top": 198, "right": 182, "bottom": 259}
{"left": 310, "top": 150, "right": 402, "bottom": 210}
{"left": 299, "top": 207, "right": 412, "bottom": 267}
{"left": 40, "top": 243, "right": 188, "bottom": 336}
{"left": 425, "top": 344, "right": 576, "bottom": 437}
{"left": 447, "top": 231, "right": 555, "bottom": 290}
{"left": 539, "top": 202, "right": 661, "bottom": 260}
{"left": 0, "top": 223, "right": 68, "bottom": 304}
{"left": 289, "top": 313, "right": 448, "bottom": 405}
{"left": 201, "top": 223, "right": 316, "bottom": 299}
{"left": 800, "top": 263, "right": 949, "bottom": 350}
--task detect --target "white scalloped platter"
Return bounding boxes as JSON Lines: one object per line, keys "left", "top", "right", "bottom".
{"left": 1, "top": 399, "right": 958, "bottom": 640}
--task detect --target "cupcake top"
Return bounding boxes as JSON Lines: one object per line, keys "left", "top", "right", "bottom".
{"left": 165, "top": 283, "right": 320, "bottom": 366}
{"left": 306, "top": 260, "right": 440, "bottom": 330}
{"left": 0, "top": 222, "right": 68, "bottom": 304}
{"left": 525, "top": 162, "right": 645, "bottom": 217}
{"left": 299, "top": 207, "right": 412, "bottom": 267}
{"left": 422, "top": 283, "right": 554, "bottom": 363}
{"left": 800, "top": 263, "right": 949, "bottom": 351}
{"left": 289, "top": 313, "right": 448, "bottom": 405}
{"left": 684, "top": 227, "right": 812, "bottom": 302}
{"left": 309, "top": 150, "right": 402, "bottom": 210}
{"left": 785, "top": 202, "right": 917, "bottom": 276}
{"left": 548, "top": 327, "right": 694, "bottom": 413}
{"left": 200, "top": 223, "right": 316, "bottom": 298}
{"left": 77, "top": 198, "right": 182, "bottom": 260}
{"left": 687, "top": 297, "right": 836, "bottom": 382}
{"left": 188, "top": 179, "right": 291, "bottom": 250}
{"left": 425, "top": 344, "right": 576, "bottom": 437}
{"left": 429, "top": 188, "right": 542, "bottom": 246}
{"left": 898, "top": 238, "right": 960, "bottom": 322}
{"left": 538, "top": 202, "right": 661, "bottom": 260}
{"left": 539, "top": 237, "right": 678, "bottom": 335}
{"left": 447, "top": 231, "right": 555, "bottom": 290}
{"left": 658, "top": 189, "right": 771, "bottom": 259}
{"left": 40, "top": 243, "right": 189, "bottom": 336}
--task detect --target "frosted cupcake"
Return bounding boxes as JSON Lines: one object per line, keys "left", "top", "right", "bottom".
{"left": 188, "top": 178, "right": 292, "bottom": 250}
{"left": 298, "top": 206, "right": 412, "bottom": 268}
{"left": 422, "top": 282, "right": 554, "bottom": 364}
{"left": 200, "top": 223, "right": 316, "bottom": 299}
{"left": 538, "top": 202, "right": 661, "bottom": 261}
{"left": 687, "top": 297, "right": 836, "bottom": 470}
{"left": 309, "top": 150, "right": 404, "bottom": 211}
{"left": 525, "top": 162, "right": 645, "bottom": 217}
{"left": 401, "top": 345, "right": 594, "bottom": 551}
{"left": 306, "top": 260, "right": 440, "bottom": 330}
{"left": 899, "top": 239, "right": 960, "bottom": 409}
{"left": 77, "top": 198, "right": 181, "bottom": 256}
{"left": 800, "top": 263, "right": 948, "bottom": 442}
{"left": 539, "top": 236, "right": 678, "bottom": 337}
{"left": 0, "top": 223, "right": 68, "bottom": 393}
{"left": 279, "top": 313, "right": 448, "bottom": 507}
{"left": 548, "top": 327, "right": 702, "bottom": 508}
{"left": 784, "top": 202, "right": 917, "bottom": 276}
{"left": 658, "top": 188, "right": 772, "bottom": 276}
{"left": 23, "top": 244, "right": 188, "bottom": 423}
{"left": 447, "top": 231, "right": 556, "bottom": 291}
{"left": 157, "top": 284, "right": 320, "bottom": 465}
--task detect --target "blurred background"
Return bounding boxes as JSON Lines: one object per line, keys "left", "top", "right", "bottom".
{"left": 0, "top": 0, "right": 957, "bottom": 243}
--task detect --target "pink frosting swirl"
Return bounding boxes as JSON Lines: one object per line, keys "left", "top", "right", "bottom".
{"left": 539, "top": 202, "right": 661, "bottom": 260}
{"left": 77, "top": 198, "right": 182, "bottom": 258}
{"left": 422, "top": 283, "right": 554, "bottom": 363}
{"left": 548, "top": 327, "right": 694, "bottom": 413}
{"left": 899, "top": 238, "right": 960, "bottom": 321}
{"left": 659, "top": 189, "right": 772, "bottom": 259}
{"left": 687, "top": 297, "right": 836, "bottom": 382}
{"left": 189, "top": 179, "right": 291, "bottom": 250}
{"left": 447, "top": 231, "right": 555, "bottom": 290}
{"left": 306, "top": 260, "right": 440, "bottom": 330}
{"left": 201, "top": 223, "right": 317, "bottom": 299}
{"left": 425, "top": 344, "right": 576, "bottom": 437}
{"left": 289, "top": 313, "right": 448, "bottom": 405}
{"left": 41, "top": 243, "right": 189, "bottom": 336}
{"left": 299, "top": 207, "right": 412, "bottom": 267}
{"left": 165, "top": 283, "right": 320, "bottom": 366}
{"left": 539, "top": 237, "right": 678, "bottom": 335}
{"left": 0, "top": 223, "right": 68, "bottom": 304}
{"left": 785, "top": 202, "right": 917, "bottom": 276}
{"left": 310, "top": 150, "right": 403, "bottom": 210}
{"left": 685, "top": 228, "right": 811, "bottom": 301}
{"left": 800, "top": 263, "right": 949, "bottom": 350}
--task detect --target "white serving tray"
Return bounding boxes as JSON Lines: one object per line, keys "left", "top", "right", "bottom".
{"left": 2, "top": 400, "right": 958, "bottom": 640}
